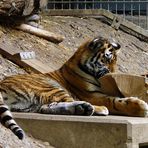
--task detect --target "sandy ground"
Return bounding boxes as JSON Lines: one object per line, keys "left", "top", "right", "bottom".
{"left": 0, "top": 15, "right": 147, "bottom": 147}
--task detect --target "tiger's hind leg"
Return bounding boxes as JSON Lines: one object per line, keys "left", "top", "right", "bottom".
{"left": 39, "top": 101, "right": 95, "bottom": 116}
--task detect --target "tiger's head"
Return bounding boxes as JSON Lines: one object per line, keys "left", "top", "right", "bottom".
{"left": 73, "top": 36, "right": 121, "bottom": 79}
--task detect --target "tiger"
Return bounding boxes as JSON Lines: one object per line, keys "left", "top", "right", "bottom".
{"left": 0, "top": 36, "right": 148, "bottom": 123}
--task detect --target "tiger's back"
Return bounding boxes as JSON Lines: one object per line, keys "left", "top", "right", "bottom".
{"left": 0, "top": 74, "right": 73, "bottom": 109}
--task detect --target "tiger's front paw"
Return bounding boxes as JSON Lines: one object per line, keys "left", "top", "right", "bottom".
{"left": 74, "top": 101, "right": 95, "bottom": 115}
{"left": 94, "top": 106, "right": 109, "bottom": 116}
{"left": 40, "top": 101, "right": 94, "bottom": 116}
{"left": 117, "top": 97, "right": 148, "bottom": 117}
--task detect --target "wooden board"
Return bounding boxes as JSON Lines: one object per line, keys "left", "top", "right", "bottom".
{"left": 16, "top": 24, "right": 64, "bottom": 43}
{"left": 0, "top": 39, "right": 53, "bottom": 74}
{"left": 99, "top": 73, "right": 148, "bottom": 102}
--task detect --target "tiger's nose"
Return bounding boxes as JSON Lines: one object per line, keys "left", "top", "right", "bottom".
{"left": 105, "top": 53, "right": 112, "bottom": 59}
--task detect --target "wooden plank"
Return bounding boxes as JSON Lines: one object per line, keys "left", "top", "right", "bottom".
{"left": 99, "top": 73, "right": 147, "bottom": 102}
{"left": 100, "top": 9, "right": 148, "bottom": 42}
{"left": 0, "top": 39, "right": 53, "bottom": 73}
{"left": 22, "top": 59, "right": 53, "bottom": 73}
{"left": 46, "top": 9, "right": 148, "bottom": 42}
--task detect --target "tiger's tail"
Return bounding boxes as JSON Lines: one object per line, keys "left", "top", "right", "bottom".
{"left": 0, "top": 104, "right": 25, "bottom": 140}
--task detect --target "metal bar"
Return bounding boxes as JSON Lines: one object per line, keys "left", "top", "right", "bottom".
{"left": 123, "top": 0, "right": 125, "bottom": 20}
{"left": 147, "top": 2, "right": 148, "bottom": 30}
{"left": 116, "top": 0, "right": 118, "bottom": 15}
{"left": 47, "top": 1, "right": 148, "bottom": 4}
{"left": 138, "top": 0, "right": 141, "bottom": 27}
{"left": 131, "top": 0, "right": 134, "bottom": 23}
{"left": 107, "top": 0, "right": 109, "bottom": 11}
{"left": 100, "top": 0, "right": 102, "bottom": 9}
{"left": 92, "top": 0, "right": 94, "bottom": 9}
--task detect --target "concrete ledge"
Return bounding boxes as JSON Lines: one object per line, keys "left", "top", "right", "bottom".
{"left": 13, "top": 113, "right": 148, "bottom": 148}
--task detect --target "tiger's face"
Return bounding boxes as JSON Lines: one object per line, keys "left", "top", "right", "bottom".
{"left": 78, "top": 36, "right": 121, "bottom": 78}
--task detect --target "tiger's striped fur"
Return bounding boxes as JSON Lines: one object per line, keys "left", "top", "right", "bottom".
{"left": 0, "top": 36, "right": 148, "bottom": 125}
{"left": 0, "top": 95, "right": 24, "bottom": 139}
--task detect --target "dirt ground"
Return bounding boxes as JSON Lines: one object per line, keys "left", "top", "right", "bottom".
{"left": 0, "top": 15, "right": 147, "bottom": 147}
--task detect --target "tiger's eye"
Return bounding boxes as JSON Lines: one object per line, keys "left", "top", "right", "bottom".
{"left": 109, "top": 48, "right": 114, "bottom": 52}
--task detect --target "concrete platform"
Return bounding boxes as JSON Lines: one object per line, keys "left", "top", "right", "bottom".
{"left": 13, "top": 113, "right": 148, "bottom": 148}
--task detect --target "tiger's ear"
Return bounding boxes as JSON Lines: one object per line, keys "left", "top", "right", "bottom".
{"left": 88, "top": 37, "right": 103, "bottom": 51}
{"left": 109, "top": 37, "right": 121, "bottom": 51}
{"left": 111, "top": 42, "right": 121, "bottom": 54}
{"left": 111, "top": 42, "right": 121, "bottom": 50}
